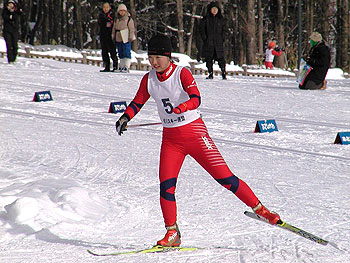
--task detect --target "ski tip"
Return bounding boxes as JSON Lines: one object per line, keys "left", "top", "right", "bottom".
{"left": 87, "top": 249, "right": 101, "bottom": 256}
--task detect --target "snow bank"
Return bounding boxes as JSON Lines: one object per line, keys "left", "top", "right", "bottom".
{"left": 0, "top": 179, "right": 109, "bottom": 233}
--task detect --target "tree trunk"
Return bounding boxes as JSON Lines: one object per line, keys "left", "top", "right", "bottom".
{"left": 338, "top": 0, "right": 349, "bottom": 71}
{"left": 257, "top": 0, "right": 263, "bottom": 55}
{"left": 177, "top": 0, "right": 185, "bottom": 53}
{"left": 129, "top": 0, "right": 138, "bottom": 51}
{"left": 29, "top": 1, "right": 43, "bottom": 45}
{"left": 319, "top": 0, "right": 330, "bottom": 41}
{"left": 246, "top": 0, "right": 256, "bottom": 64}
{"left": 275, "top": 0, "right": 285, "bottom": 68}
{"left": 74, "top": 0, "right": 83, "bottom": 49}
{"left": 52, "top": 0, "right": 61, "bottom": 44}
{"left": 186, "top": 1, "right": 198, "bottom": 56}
{"left": 41, "top": 0, "right": 49, "bottom": 44}
{"left": 66, "top": 0, "right": 74, "bottom": 47}
{"left": 305, "top": 0, "right": 313, "bottom": 39}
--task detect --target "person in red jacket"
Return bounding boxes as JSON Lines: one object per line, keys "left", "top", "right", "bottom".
{"left": 265, "top": 41, "right": 283, "bottom": 69}
{"left": 115, "top": 35, "right": 280, "bottom": 247}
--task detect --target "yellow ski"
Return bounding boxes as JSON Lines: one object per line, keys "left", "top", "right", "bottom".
{"left": 87, "top": 245, "right": 199, "bottom": 256}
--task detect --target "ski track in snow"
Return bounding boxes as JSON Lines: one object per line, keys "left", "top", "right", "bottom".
{"left": 1, "top": 56, "right": 350, "bottom": 262}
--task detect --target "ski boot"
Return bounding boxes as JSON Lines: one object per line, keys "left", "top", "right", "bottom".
{"left": 206, "top": 72, "right": 213, "bottom": 79}
{"left": 253, "top": 202, "right": 280, "bottom": 225}
{"left": 157, "top": 223, "right": 181, "bottom": 247}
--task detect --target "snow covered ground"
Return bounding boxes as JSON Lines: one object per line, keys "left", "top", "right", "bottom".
{"left": 1, "top": 44, "right": 350, "bottom": 262}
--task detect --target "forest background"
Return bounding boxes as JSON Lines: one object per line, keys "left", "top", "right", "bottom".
{"left": 0, "top": 0, "right": 349, "bottom": 72}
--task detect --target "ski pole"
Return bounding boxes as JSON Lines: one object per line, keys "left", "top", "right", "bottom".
{"left": 127, "top": 122, "right": 162, "bottom": 128}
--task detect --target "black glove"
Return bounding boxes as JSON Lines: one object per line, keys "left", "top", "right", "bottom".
{"left": 281, "top": 47, "right": 285, "bottom": 51}
{"left": 116, "top": 116, "right": 128, "bottom": 136}
{"left": 275, "top": 47, "right": 280, "bottom": 52}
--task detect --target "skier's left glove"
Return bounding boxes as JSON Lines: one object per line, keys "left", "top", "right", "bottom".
{"left": 173, "top": 103, "right": 187, "bottom": 114}
{"left": 116, "top": 116, "right": 129, "bottom": 136}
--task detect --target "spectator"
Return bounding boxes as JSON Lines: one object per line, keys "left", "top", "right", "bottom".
{"left": 299, "top": 32, "right": 330, "bottom": 90}
{"left": 265, "top": 41, "right": 283, "bottom": 69}
{"left": 1, "top": 0, "right": 22, "bottom": 64}
{"left": 112, "top": 4, "right": 136, "bottom": 73}
{"left": 199, "top": 2, "right": 226, "bottom": 80}
{"left": 98, "top": 2, "right": 118, "bottom": 72}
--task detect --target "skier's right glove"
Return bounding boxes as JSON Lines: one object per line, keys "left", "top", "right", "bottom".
{"left": 173, "top": 102, "right": 187, "bottom": 114}
{"left": 116, "top": 116, "right": 129, "bottom": 136}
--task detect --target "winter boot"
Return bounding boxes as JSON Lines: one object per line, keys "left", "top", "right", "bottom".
{"left": 118, "top": 59, "right": 125, "bottom": 72}
{"left": 100, "top": 67, "right": 110, "bottom": 72}
{"left": 206, "top": 72, "right": 213, "bottom": 79}
{"left": 221, "top": 72, "right": 227, "bottom": 80}
{"left": 253, "top": 202, "right": 280, "bottom": 225}
{"left": 157, "top": 223, "right": 181, "bottom": 247}
{"left": 123, "top": 58, "right": 131, "bottom": 73}
{"left": 112, "top": 63, "right": 118, "bottom": 72}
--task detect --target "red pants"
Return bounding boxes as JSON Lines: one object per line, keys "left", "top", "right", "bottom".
{"left": 159, "top": 118, "right": 259, "bottom": 226}
{"left": 265, "top": 61, "right": 274, "bottom": 69}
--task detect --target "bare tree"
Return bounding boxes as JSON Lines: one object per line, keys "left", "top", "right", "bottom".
{"left": 186, "top": 1, "right": 198, "bottom": 56}
{"left": 177, "top": 0, "right": 185, "bottom": 53}
{"left": 275, "top": 0, "right": 285, "bottom": 68}
{"left": 246, "top": 0, "right": 256, "bottom": 64}
{"left": 257, "top": 0, "right": 263, "bottom": 55}
{"left": 337, "top": 0, "right": 349, "bottom": 71}
{"left": 129, "top": 0, "right": 138, "bottom": 51}
{"left": 74, "top": 0, "right": 83, "bottom": 49}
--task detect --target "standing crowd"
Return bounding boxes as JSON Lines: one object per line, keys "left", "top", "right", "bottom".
{"left": 98, "top": 2, "right": 135, "bottom": 73}
{"left": 1, "top": 0, "right": 331, "bottom": 85}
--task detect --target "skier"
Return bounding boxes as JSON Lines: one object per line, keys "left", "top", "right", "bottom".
{"left": 98, "top": 1, "right": 118, "bottom": 72}
{"left": 299, "top": 32, "right": 330, "bottom": 90}
{"left": 265, "top": 41, "right": 283, "bottom": 69}
{"left": 1, "top": 0, "right": 22, "bottom": 64}
{"left": 115, "top": 35, "right": 280, "bottom": 247}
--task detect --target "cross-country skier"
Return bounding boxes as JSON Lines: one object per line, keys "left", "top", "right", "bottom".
{"left": 115, "top": 35, "right": 280, "bottom": 247}
{"left": 265, "top": 41, "right": 283, "bottom": 69}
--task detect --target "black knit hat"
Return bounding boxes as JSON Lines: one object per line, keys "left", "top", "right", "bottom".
{"left": 148, "top": 35, "right": 172, "bottom": 57}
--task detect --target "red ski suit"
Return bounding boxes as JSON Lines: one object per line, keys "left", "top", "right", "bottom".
{"left": 265, "top": 48, "right": 283, "bottom": 69}
{"left": 124, "top": 62, "right": 259, "bottom": 226}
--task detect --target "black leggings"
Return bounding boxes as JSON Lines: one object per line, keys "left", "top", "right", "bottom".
{"left": 4, "top": 31, "right": 18, "bottom": 63}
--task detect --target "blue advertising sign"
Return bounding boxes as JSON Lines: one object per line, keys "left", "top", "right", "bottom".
{"left": 334, "top": 132, "right": 350, "bottom": 145}
{"left": 108, "top": 101, "right": 127, "bottom": 113}
{"left": 33, "top": 91, "right": 53, "bottom": 102}
{"left": 254, "top": 119, "right": 278, "bottom": 133}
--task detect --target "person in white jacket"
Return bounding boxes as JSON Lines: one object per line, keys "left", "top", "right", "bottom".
{"left": 111, "top": 4, "right": 136, "bottom": 72}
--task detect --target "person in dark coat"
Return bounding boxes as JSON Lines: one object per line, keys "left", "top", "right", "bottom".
{"left": 1, "top": 0, "right": 22, "bottom": 63}
{"left": 199, "top": 2, "right": 226, "bottom": 80}
{"left": 98, "top": 2, "right": 118, "bottom": 72}
{"left": 299, "top": 32, "right": 330, "bottom": 90}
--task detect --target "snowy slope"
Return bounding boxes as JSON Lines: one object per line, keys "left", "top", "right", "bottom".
{"left": 1, "top": 53, "right": 350, "bottom": 263}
